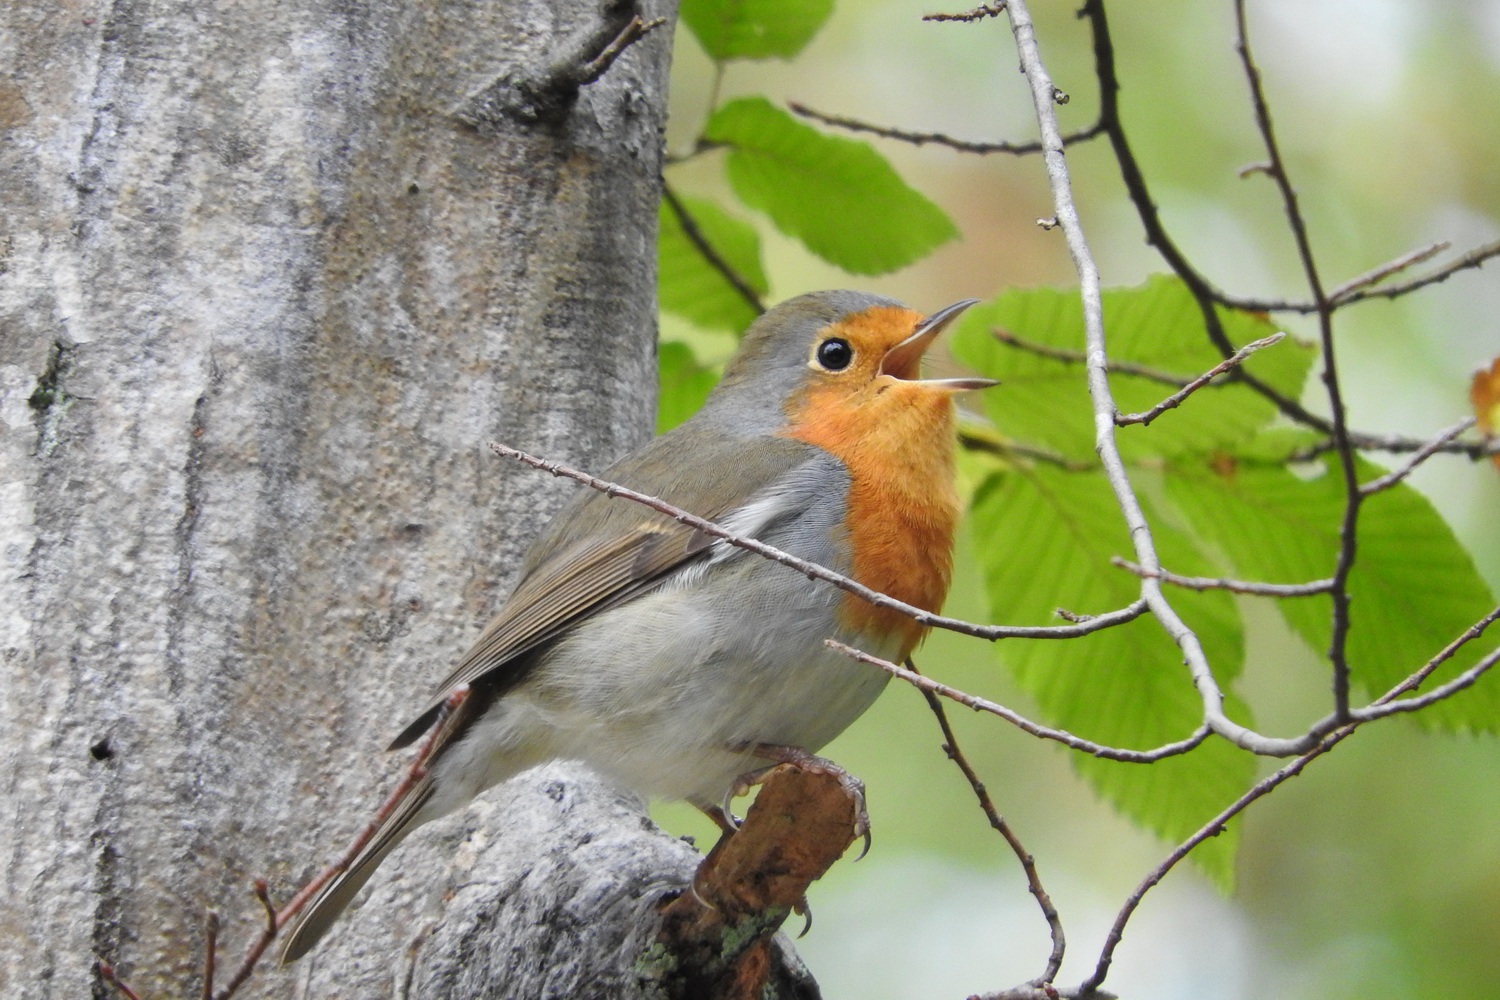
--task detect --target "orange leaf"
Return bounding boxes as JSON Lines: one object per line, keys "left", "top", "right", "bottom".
{"left": 1470, "top": 355, "right": 1500, "bottom": 469}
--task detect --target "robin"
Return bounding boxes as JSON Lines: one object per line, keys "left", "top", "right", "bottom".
{"left": 280, "top": 289, "right": 994, "bottom": 961}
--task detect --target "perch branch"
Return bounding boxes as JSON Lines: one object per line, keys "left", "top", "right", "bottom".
{"left": 911, "top": 658, "right": 1065, "bottom": 985}
{"left": 490, "top": 441, "right": 1148, "bottom": 642}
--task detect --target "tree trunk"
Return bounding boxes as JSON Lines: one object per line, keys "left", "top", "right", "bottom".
{"left": 0, "top": 1, "right": 716, "bottom": 996}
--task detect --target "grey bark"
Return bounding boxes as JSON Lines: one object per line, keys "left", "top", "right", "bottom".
{"left": 0, "top": 0, "right": 722, "bottom": 996}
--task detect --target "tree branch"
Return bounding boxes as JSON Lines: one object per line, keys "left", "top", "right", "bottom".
{"left": 789, "top": 100, "right": 1103, "bottom": 156}
{"left": 911, "top": 659, "right": 1066, "bottom": 986}
{"left": 489, "top": 441, "right": 1148, "bottom": 642}
{"left": 662, "top": 183, "right": 766, "bottom": 317}
{"left": 828, "top": 640, "right": 1210, "bottom": 763}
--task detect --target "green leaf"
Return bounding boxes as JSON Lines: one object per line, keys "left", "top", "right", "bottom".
{"left": 1166, "top": 455, "right": 1500, "bottom": 732}
{"left": 659, "top": 194, "right": 767, "bottom": 333}
{"left": 703, "top": 98, "right": 957, "bottom": 275}
{"left": 971, "top": 464, "right": 1252, "bottom": 885}
{"left": 680, "top": 0, "right": 834, "bottom": 61}
{"left": 657, "top": 341, "right": 719, "bottom": 433}
{"left": 950, "top": 276, "right": 1314, "bottom": 462}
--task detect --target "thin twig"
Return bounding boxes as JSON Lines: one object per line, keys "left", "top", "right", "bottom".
{"left": 910, "top": 658, "right": 1065, "bottom": 985}
{"left": 790, "top": 100, "right": 1103, "bottom": 156}
{"left": 1359, "top": 417, "right": 1476, "bottom": 495}
{"left": 958, "top": 426, "right": 1097, "bottom": 472}
{"left": 98, "top": 963, "right": 143, "bottom": 1000}
{"left": 1115, "top": 332, "right": 1286, "bottom": 425}
{"left": 1328, "top": 240, "right": 1449, "bottom": 303}
{"left": 490, "top": 441, "right": 1149, "bottom": 641}
{"left": 1230, "top": 238, "right": 1500, "bottom": 314}
{"left": 661, "top": 183, "right": 765, "bottom": 318}
{"left": 1233, "top": 0, "right": 1360, "bottom": 724}
{"left": 1002, "top": 0, "right": 1273, "bottom": 766}
{"left": 1350, "top": 644, "right": 1500, "bottom": 721}
{"left": 827, "top": 640, "right": 1210, "bottom": 763}
{"left": 209, "top": 686, "right": 470, "bottom": 999}
{"left": 992, "top": 329, "right": 1195, "bottom": 388}
{"left": 1081, "top": 727, "right": 1346, "bottom": 994}
{"left": 1084, "top": 605, "right": 1500, "bottom": 993}
{"left": 924, "top": 2, "right": 1008, "bottom": 22}
{"left": 203, "top": 911, "right": 220, "bottom": 1000}
{"left": 1113, "top": 558, "right": 1333, "bottom": 597}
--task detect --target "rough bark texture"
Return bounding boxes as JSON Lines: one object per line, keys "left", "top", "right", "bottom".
{"left": 0, "top": 1, "right": 720, "bottom": 996}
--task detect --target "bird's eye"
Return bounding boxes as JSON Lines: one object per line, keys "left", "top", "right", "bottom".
{"left": 816, "top": 338, "right": 853, "bottom": 371}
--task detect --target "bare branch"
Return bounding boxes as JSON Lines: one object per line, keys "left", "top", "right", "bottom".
{"left": 1359, "top": 417, "right": 1476, "bottom": 495}
{"left": 1001, "top": 0, "right": 1265, "bottom": 770}
{"left": 1352, "top": 644, "right": 1499, "bottom": 721}
{"left": 789, "top": 100, "right": 1103, "bottom": 155}
{"left": 992, "top": 329, "right": 1194, "bottom": 388}
{"left": 98, "top": 963, "right": 143, "bottom": 1000}
{"left": 490, "top": 441, "right": 1149, "bottom": 641}
{"left": 1232, "top": 239, "right": 1500, "bottom": 313}
{"left": 1116, "top": 332, "right": 1287, "bottom": 426}
{"left": 1233, "top": 0, "right": 1361, "bottom": 724}
{"left": 203, "top": 912, "right": 219, "bottom": 1000}
{"left": 924, "top": 2, "right": 1009, "bottom": 22}
{"left": 1113, "top": 558, "right": 1333, "bottom": 597}
{"left": 827, "top": 640, "right": 1210, "bottom": 763}
{"left": 911, "top": 658, "right": 1065, "bottom": 985}
{"left": 661, "top": 183, "right": 765, "bottom": 318}
{"left": 1328, "top": 240, "right": 1449, "bottom": 303}
{"left": 1081, "top": 726, "right": 1348, "bottom": 995}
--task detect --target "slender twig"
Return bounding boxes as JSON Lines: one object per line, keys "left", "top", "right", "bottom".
{"left": 98, "top": 963, "right": 144, "bottom": 1000}
{"left": 991, "top": 330, "right": 1196, "bottom": 388}
{"left": 1359, "top": 417, "right": 1476, "bottom": 495}
{"left": 1229, "top": 238, "right": 1500, "bottom": 314}
{"left": 1233, "top": 0, "right": 1360, "bottom": 724}
{"left": 1328, "top": 240, "right": 1449, "bottom": 302}
{"left": 910, "top": 658, "right": 1065, "bottom": 985}
{"left": 828, "top": 640, "right": 1210, "bottom": 763}
{"left": 490, "top": 441, "right": 1149, "bottom": 641}
{"left": 661, "top": 183, "right": 765, "bottom": 318}
{"left": 1002, "top": 0, "right": 1276, "bottom": 764}
{"left": 578, "top": 15, "right": 666, "bottom": 87}
{"left": 790, "top": 101, "right": 1104, "bottom": 156}
{"left": 958, "top": 426, "right": 1097, "bottom": 472}
{"left": 203, "top": 912, "right": 220, "bottom": 1000}
{"left": 1081, "top": 727, "right": 1346, "bottom": 994}
{"left": 924, "top": 2, "right": 1008, "bottom": 22}
{"left": 1350, "top": 645, "right": 1499, "bottom": 721}
{"left": 1113, "top": 559, "right": 1333, "bottom": 597}
{"left": 1116, "top": 332, "right": 1286, "bottom": 426}
{"left": 1084, "top": 605, "right": 1500, "bottom": 994}
{"left": 206, "top": 686, "right": 470, "bottom": 1000}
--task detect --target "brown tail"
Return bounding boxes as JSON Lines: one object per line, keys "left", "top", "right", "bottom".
{"left": 278, "top": 773, "right": 437, "bottom": 963}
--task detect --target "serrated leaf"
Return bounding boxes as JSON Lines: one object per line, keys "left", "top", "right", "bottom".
{"left": 971, "top": 465, "right": 1252, "bottom": 885}
{"left": 659, "top": 194, "right": 767, "bottom": 333}
{"left": 1165, "top": 455, "right": 1499, "bottom": 731}
{"left": 703, "top": 98, "right": 957, "bottom": 275}
{"left": 950, "top": 276, "right": 1314, "bottom": 462}
{"left": 657, "top": 341, "right": 719, "bottom": 433}
{"left": 680, "top": 0, "right": 834, "bottom": 61}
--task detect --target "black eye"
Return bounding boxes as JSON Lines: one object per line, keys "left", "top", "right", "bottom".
{"left": 816, "top": 338, "right": 853, "bottom": 371}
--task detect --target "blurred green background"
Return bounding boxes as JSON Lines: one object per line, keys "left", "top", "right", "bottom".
{"left": 652, "top": 1, "right": 1500, "bottom": 998}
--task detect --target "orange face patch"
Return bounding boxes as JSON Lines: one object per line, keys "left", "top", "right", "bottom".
{"left": 778, "top": 307, "right": 962, "bottom": 655}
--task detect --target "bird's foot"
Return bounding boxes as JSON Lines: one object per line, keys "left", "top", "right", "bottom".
{"left": 727, "top": 743, "right": 871, "bottom": 860}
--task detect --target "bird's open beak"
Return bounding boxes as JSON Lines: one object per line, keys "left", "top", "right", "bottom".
{"left": 879, "top": 298, "right": 998, "bottom": 391}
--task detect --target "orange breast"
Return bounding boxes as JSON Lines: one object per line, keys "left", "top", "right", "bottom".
{"left": 781, "top": 379, "right": 961, "bottom": 658}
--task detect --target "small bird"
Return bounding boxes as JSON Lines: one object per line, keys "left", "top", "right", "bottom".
{"left": 280, "top": 289, "right": 993, "bottom": 961}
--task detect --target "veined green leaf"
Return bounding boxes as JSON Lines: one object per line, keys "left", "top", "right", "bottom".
{"left": 950, "top": 276, "right": 1313, "bottom": 462}
{"left": 659, "top": 194, "right": 767, "bottom": 333}
{"left": 681, "top": 0, "right": 834, "bottom": 61}
{"left": 971, "top": 464, "right": 1252, "bottom": 885}
{"left": 703, "top": 98, "right": 957, "bottom": 275}
{"left": 1166, "top": 454, "right": 1499, "bottom": 732}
